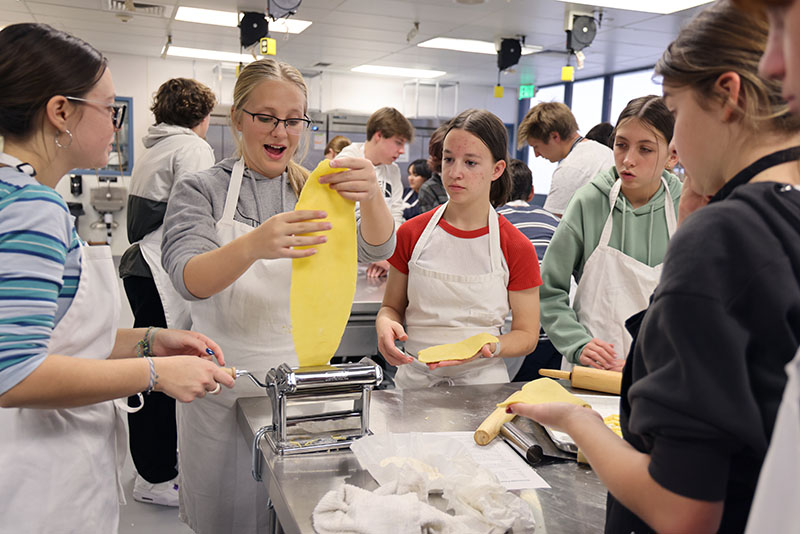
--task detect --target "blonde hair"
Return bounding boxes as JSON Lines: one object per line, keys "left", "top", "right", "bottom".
{"left": 231, "top": 58, "right": 310, "bottom": 196}
{"left": 517, "top": 102, "right": 578, "bottom": 148}
{"left": 656, "top": 0, "right": 800, "bottom": 135}
{"left": 324, "top": 135, "right": 351, "bottom": 157}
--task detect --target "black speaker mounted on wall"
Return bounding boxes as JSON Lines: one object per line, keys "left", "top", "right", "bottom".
{"left": 566, "top": 15, "right": 597, "bottom": 53}
{"left": 240, "top": 12, "right": 268, "bottom": 48}
{"left": 497, "top": 38, "right": 521, "bottom": 71}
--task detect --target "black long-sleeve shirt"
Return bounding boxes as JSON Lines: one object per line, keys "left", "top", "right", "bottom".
{"left": 606, "top": 182, "right": 800, "bottom": 534}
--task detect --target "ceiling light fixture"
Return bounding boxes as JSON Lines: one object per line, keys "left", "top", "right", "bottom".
{"left": 175, "top": 6, "right": 238, "bottom": 26}
{"left": 174, "top": 6, "right": 312, "bottom": 33}
{"left": 351, "top": 65, "right": 446, "bottom": 79}
{"left": 166, "top": 45, "right": 264, "bottom": 63}
{"left": 418, "top": 37, "right": 542, "bottom": 56}
{"left": 553, "top": 0, "right": 712, "bottom": 14}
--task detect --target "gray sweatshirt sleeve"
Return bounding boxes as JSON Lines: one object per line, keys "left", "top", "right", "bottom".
{"left": 356, "top": 222, "right": 395, "bottom": 263}
{"left": 161, "top": 167, "right": 226, "bottom": 301}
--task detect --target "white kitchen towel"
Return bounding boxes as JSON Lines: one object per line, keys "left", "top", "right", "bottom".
{"left": 312, "top": 483, "right": 482, "bottom": 534}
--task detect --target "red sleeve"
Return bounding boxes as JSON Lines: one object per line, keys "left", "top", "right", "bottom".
{"left": 387, "top": 210, "right": 435, "bottom": 274}
{"left": 499, "top": 215, "right": 542, "bottom": 291}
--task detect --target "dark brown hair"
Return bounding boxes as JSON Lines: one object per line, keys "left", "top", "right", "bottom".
{"left": 428, "top": 121, "right": 451, "bottom": 173}
{"left": 508, "top": 158, "right": 533, "bottom": 202}
{"left": 0, "top": 23, "right": 106, "bottom": 141}
{"left": 408, "top": 159, "right": 432, "bottom": 181}
{"left": 612, "top": 96, "right": 674, "bottom": 147}
{"left": 656, "top": 0, "right": 800, "bottom": 134}
{"left": 151, "top": 78, "right": 216, "bottom": 128}
{"left": 366, "top": 107, "right": 414, "bottom": 142}
{"left": 445, "top": 109, "right": 512, "bottom": 208}
{"left": 585, "top": 122, "right": 614, "bottom": 148}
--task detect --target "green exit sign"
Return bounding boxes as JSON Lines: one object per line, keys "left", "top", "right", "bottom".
{"left": 518, "top": 84, "right": 536, "bottom": 99}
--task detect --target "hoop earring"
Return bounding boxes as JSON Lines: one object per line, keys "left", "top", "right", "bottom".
{"left": 55, "top": 129, "right": 73, "bottom": 149}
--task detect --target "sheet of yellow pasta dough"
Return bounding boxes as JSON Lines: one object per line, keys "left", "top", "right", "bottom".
{"left": 496, "top": 378, "right": 592, "bottom": 408}
{"left": 417, "top": 333, "right": 499, "bottom": 363}
{"left": 291, "top": 160, "right": 355, "bottom": 366}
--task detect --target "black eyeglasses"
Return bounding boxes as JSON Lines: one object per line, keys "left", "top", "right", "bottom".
{"left": 65, "top": 96, "right": 127, "bottom": 129}
{"left": 242, "top": 110, "right": 311, "bottom": 135}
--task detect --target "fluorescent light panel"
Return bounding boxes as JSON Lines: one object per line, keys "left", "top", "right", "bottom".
{"left": 174, "top": 6, "right": 311, "bottom": 33}
{"left": 418, "top": 37, "right": 541, "bottom": 56}
{"left": 352, "top": 65, "right": 446, "bottom": 79}
{"left": 167, "top": 46, "right": 263, "bottom": 63}
{"left": 554, "top": 0, "right": 712, "bottom": 14}
{"left": 175, "top": 7, "right": 238, "bottom": 26}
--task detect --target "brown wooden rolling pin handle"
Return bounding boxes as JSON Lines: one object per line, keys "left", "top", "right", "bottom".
{"left": 474, "top": 406, "right": 515, "bottom": 446}
{"left": 539, "top": 367, "right": 622, "bottom": 395}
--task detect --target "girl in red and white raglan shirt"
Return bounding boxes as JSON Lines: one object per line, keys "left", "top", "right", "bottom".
{"left": 376, "top": 109, "right": 542, "bottom": 388}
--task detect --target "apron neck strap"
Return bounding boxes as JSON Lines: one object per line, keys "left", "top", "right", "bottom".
{"left": 711, "top": 146, "right": 800, "bottom": 203}
{"left": 599, "top": 174, "right": 675, "bottom": 246}
{"left": 0, "top": 152, "right": 36, "bottom": 176}
{"left": 410, "top": 202, "right": 502, "bottom": 270}
{"left": 562, "top": 135, "right": 584, "bottom": 161}
{"left": 222, "top": 158, "right": 246, "bottom": 222}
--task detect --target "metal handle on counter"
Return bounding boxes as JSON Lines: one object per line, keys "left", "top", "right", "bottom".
{"left": 251, "top": 424, "right": 274, "bottom": 481}
{"left": 500, "top": 422, "right": 544, "bottom": 466}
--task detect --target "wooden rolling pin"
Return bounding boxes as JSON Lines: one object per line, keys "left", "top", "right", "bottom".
{"left": 539, "top": 367, "right": 622, "bottom": 395}
{"left": 474, "top": 406, "right": 515, "bottom": 445}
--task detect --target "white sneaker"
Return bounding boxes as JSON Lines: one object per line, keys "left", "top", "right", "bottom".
{"left": 132, "top": 474, "right": 179, "bottom": 507}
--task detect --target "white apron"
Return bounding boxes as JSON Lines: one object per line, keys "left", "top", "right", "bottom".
{"left": 139, "top": 225, "right": 191, "bottom": 329}
{"left": 744, "top": 347, "right": 800, "bottom": 534}
{"left": 0, "top": 243, "right": 122, "bottom": 534}
{"left": 395, "top": 203, "right": 511, "bottom": 388}
{"left": 177, "top": 158, "right": 295, "bottom": 534}
{"left": 573, "top": 177, "right": 676, "bottom": 364}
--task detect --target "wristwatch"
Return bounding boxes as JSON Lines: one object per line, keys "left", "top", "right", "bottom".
{"left": 491, "top": 340, "right": 501, "bottom": 357}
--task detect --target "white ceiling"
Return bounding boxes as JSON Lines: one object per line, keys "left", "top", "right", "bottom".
{"left": 0, "top": 0, "right": 705, "bottom": 87}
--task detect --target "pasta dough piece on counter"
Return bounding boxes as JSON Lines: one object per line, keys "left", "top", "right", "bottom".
{"left": 417, "top": 333, "right": 499, "bottom": 363}
{"left": 496, "top": 378, "right": 592, "bottom": 408}
{"left": 291, "top": 159, "right": 355, "bottom": 367}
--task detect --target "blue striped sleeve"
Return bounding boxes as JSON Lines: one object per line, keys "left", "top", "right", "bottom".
{"left": 0, "top": 174, "right": 72, "bottom": 394}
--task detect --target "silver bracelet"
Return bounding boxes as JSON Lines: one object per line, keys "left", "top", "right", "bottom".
{"left": 144, "top": 357, "right": 159, "bottom": 394}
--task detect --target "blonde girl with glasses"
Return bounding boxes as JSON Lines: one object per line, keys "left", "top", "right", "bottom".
{"left": 161, "top": 58, "right": 395, "bottom": 533}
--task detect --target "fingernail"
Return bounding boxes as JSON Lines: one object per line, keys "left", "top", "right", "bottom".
{"left": 206, "top": 348, "right": 214, "bottom": 356}
{"left": 505, "top": 407, "right": 513, "bottom": 414}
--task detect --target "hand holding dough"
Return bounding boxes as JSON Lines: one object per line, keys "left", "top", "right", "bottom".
{"left": 496, "top": 378, "right": 592, "bottom": 408}
{"left": 417, "top": 333, "right": 499, "bottom": 364}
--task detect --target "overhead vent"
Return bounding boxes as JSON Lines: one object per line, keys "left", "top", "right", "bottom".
{"left": 106, "top": 0, "right": 169, "bottom": 17}
{"left": 312, "top": 62, "right": 332, "bottom": 68}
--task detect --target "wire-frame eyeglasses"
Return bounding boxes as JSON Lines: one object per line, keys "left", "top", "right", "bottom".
{"left": 65, "top": 96, "right": 127, "bottom": 129}
{"left": 242, "top": 110, "right": 311, "bottom": 136}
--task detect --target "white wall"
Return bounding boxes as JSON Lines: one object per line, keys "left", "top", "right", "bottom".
{"left": 59, "top": 52, "right": 521, "bottom": 254}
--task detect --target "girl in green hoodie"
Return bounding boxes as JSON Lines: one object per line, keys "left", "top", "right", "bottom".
{"left": 540, "top": 96, "right": 682, "bottom": 371}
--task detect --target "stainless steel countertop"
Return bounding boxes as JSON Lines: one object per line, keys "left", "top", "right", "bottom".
{"left": 350, "top": 268, "right": 386, "bottom": 315}
{"left": 236, "top": 382, "right": 611, "bottom": 534}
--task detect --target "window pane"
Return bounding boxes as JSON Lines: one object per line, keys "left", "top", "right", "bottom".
{"left": 610, "top": 69, "right": 662, "bottom": 125}
{"left": 571, "top": 77, "right": 605, "bottom": 135}
{"left": 526, "top": 85, "right": 564, "bottom": 199}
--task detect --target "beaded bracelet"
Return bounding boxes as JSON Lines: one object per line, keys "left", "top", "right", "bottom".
{"left": 144, "top": 357, "right": 159, "bottom": 394}
{"left": 136, "top": 326, "right": 161, "bottom": 358}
